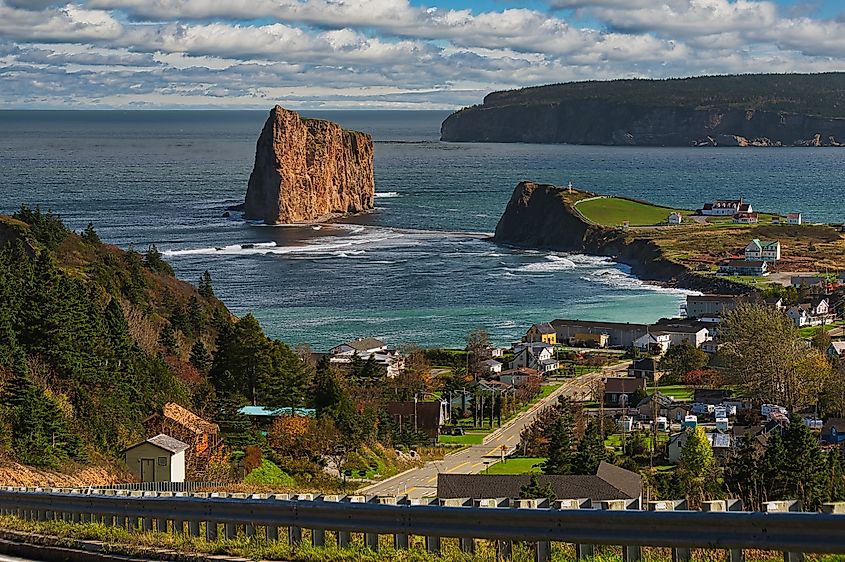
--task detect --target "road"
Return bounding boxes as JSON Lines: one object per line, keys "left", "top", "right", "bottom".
{"left": 360, "top": 370, "right": 605, "bottom": 499}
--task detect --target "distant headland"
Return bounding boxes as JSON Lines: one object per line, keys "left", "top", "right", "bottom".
{"left": 441, "top": 73, "right": 845, "bottom": 147}
{"left": 238, "top": 105, "right": 375, "bottom": 224}
{"left": 492, "top": 181, "right": 845, "bottom": 293}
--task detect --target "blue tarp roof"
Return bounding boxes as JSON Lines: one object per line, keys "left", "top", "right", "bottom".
{"left": 238, "top": 406, "right": 316, "bottom": 417}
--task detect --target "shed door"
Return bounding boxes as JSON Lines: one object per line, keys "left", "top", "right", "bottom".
{"left": 140, "top": 458, "right": 155, "bottom": 482}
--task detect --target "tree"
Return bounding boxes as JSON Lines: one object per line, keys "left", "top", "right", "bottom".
{"left": 520, "top": 474, "right": 556, "bottom": 501}
{"left": 719, "top": 304, "right": 830, "bottom": 409}
{"left": 189, "top": 340, "right": 212, "bottom": 373}
{"left": 144, "top": 245, "right": 174, "bottom": 276}
{"left": 572, "top": 420, "right": 606, "bottom": 475}
{"left": 542, "top": 405, "right": 575, "bottom": 475}
{"left": 81, "top": 223, "right": 100, "bottom": 245}
{"left": 723, "top": 433, "right": 764, "bottom": 510}
{"left": 678, "top": 427, "right": 716, "bottom": 507}
{"left": 659, "top": 341, "right": 709, "bottom": 384}
{"left": 776, "top": 415, "right": 829, "bottom": 509}
{"left": 812, "top": 329, "right": 833, "bottom": 353}
{"left": 198, "top": 270, "right": 215, "bottom": 299}
{"left": 466, "top": 327, "right": 490, "bottom": 377}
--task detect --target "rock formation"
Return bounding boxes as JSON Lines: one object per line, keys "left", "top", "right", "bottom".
{"left": 243, "top": 106, "right": 374, "bottom": 224}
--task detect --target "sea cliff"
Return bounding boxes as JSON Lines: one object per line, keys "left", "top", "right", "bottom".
{"left": 243, "top": 106, "right": 375, "bottom": 224}
{"left": 441, "top": 74, "right": 845, "bottom": 146}
{"left": 492, "top": 181, "right": 749, "bottom": 294}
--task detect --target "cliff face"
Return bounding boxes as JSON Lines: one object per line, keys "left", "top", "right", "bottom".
{"left": 493, "top": 182, "right": 748, "bottom": 294}
{"left": 243, "top": 106, "right": 375, "bottom": 224}
{"left": 441, "top": 102, "right": 845, "bottom": 146}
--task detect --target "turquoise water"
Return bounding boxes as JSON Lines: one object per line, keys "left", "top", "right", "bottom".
{"left": 2, "top": 110, "right": 843, "bottom": 349}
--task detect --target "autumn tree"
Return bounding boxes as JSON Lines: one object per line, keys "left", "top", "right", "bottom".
{"left": 659, "top": 341, "right": 709, "bottom": 384}
{"left": 466, "top": 327, "right": 490, "bottom": 377}
{"left": 678, "top": 427, "right": 717, "bottom": 507}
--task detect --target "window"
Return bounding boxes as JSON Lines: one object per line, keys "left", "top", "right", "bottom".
{"left": 157, "top": 457, "right": 167, "bottom": 466}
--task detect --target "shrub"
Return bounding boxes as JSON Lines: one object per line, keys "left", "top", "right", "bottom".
{"left": 243, "top": 459, "right": 296, "bottom": 487}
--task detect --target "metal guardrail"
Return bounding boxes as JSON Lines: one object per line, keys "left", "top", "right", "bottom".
{"left": 0, "top": 488, "right": 844, "bottom": 562}
{"left": 99, "top": 482, "right": 227, "bottom": 492}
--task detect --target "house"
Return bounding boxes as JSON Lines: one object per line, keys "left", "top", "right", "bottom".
{"left": 786, "top": 297, "right": 832, "bottom": 327}
{"left": 388, "top": 401, "right": 447, "bottom": 440}
{"left": 636, "top": 391, "right": 674, "bottom": 420}
{"left": 438, "top": 461, "right": 642, "bottom": 502}
{"left": 787, "top": 212, "right": 802, "bottom": 225}
{"left": 693, "top": 389, "right": 731, "bottom": 405}
{"left": 764, "top": 296, "right": 784, "bottom": 310}
{"left": 628, "top": 358, "right": 659, "bottom": 381}
{"left": 124, "top": 434, "right": 188, "bottom": 483}
{"left": 633, "top": 332, "right": 671, "bottom": 353}
{"left": 525, "top": 323, "right": 557, "bottom": 345}
{"left": 821, "top": 419, "right": 845, "bottom": 445}
{"left": 498, "top": 368, "right": 541, "bottom": 387}
{"left": 481, "top": 359, "right": 503, "bottom": 374}
{"left": 700, "top": 199, "right": 751, "bottom": 216}
{"left": 718, "top": 259, "right": 767, "bottom": 276}
{"left": 650, "top": 318, "right": 712, "bottom": 348}
{"left": 790, "top": 275, "right": 827, "bottom": 289}
{"left": 551, "top": 319, "right": 649, "bottom": 348}
{"left": 477, "top": 379, "right": 513, "bottom": 393}
{"left": 668, "top": 405, "right": 688, "bottom": 422}
{"left": 667, "top": 431, "right": 731, "bottom": 464}
{"left": 701, "top": 337, "right": 721, "bottom": 354}
{"left": 329, "top": 337, "right": 404, "bottom": 378}
{"left": 572, "top": 332, "right": 610, "bottom": 348}
{"left": 827, "top": 342, "right": 845, "bottom": 359}
{"left": 744, "top": 239, "right": 780, "bottom": 262}
{"left": 603, "top": 377, "right": 646, "bottom": 408}
{"left": 512, "top": 342, "right": 559, "bottom": 373}
{"left": 668, "top": 212, "right": 683, "bottom": 225}
{"left": 143, "top": 403, "right": 220, "bottom": 463}
{"left": 238, "top": 406, "right": 316, "bottom": 431}
{"left": 733, "top": 212, "right": 759, "bottom": 224}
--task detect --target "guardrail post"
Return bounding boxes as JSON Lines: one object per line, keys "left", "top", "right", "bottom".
{"left": 171, "top": 492, "right": 186, "bottom": 534}
{"left": 702, "top": 499, "right": 744, "bottom": 562}
{"left": 822, "top": 502, "right": 845, "bottom": 514}
{"left": 440, "top": 498, "right": 473, "bottom": 553}
{"left": 366, "top": 496, "right": 398, "bottom": 551}
{"left": 475, "top": 499, "right": 502, "bottom": 557}
{"left": 763, "top": 501, "right": 803, "bottom": 562}
{"left": 142, "top": 491, "right": 157, "bottom": 532}
{"left": 648, "top": 500, "right": 689, "bottom": 562}
{"left": 557, "top": 499, "right": 593, "bottom": 560}
{"left": 599, "top": 500, "right": 640, "bottom": 562}
{"left": 513, "top": 498, "right": 550, "bottom": 562}
{"left": 205, "top": 492, "right": 220, "bottom": 541}
{"left": 264, "top": 494, "right": 288, "bottom": 542}
{"left": 157, "top": 492, "right": 173, "bottom": 532}
{"left": 338, "top": 495, "right": 364, "bottom": 547}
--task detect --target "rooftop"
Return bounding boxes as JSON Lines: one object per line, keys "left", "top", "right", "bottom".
{"left": 125, "top": 433, "right": 190, "bottom": 454}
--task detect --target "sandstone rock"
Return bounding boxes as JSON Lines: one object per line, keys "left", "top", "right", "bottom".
{"left": 243, "top": 105, "right": 374, "bottom": 224}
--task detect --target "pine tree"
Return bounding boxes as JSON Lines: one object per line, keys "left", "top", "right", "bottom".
{"left": 723, "top": 433, "right": 763, "bottom": 510}
{"left": 190, "top": 340, "right": 212, "bottom": 373}
{"left": 158, "top": 323, "right": 178, "bottom": 356}
{"left": 779, "top": 415, "right": 829, "bottom": 509}
{"left": 520, "top": 474, "right": 556, "bottom": 500}
{"left": 81, "top": 223, "right": 100, "bottom": 245}
{"left": 572, "top": 420, "right": 606, "bottom": 475}
{"left": 198, "top": 270, "right": 215, "bottom": 299}
{"left": 542, "top": 413, "right": 574, "bottom": 475}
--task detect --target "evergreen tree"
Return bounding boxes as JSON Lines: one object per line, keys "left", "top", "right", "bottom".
{"left": 723, "top": 433, "right": 763, "bottom": 510}
{"left": 214, "top": 395, "right": 255, "bottom": 450}
{"left": 198, "top": 270, "right": 215, "bottom": 299}
{"left": 189, "top": 340, "right": 212, "bottom": 373}
{"left": 572, "top": 420, "right": 606, "bottom": 475}
{"left": 81, "top": 223, "right": 100, "bottom": 245}
{"left": 520, "top": 474, "right": 556, "bottom": 500}
{"left": 158, "top": 323, "right": 178, "bottom": 356}
{"left": 779, "top": 415, "right": 829, "bottom": 509}
{"left": 826, "top": 450, "right": 845, "bottom": 502}
{"left": 144, "top": 245, "right": 174, "bottom": 276}
{"left": 542, "top": 412, "right": 574, "bottom": 475}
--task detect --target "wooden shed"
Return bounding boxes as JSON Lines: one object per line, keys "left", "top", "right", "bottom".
{"left": 124, "top": 434, "right": 188, "bottom": 483}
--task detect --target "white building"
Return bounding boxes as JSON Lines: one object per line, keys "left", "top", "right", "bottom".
{"left": 744, "top": 239, "right": 781, "bottom": 262}
{"left": 787, "top": 212, "right": 802, "bottom": 225}
{"left": 786, "top": 298, "right": 831, "bottom": 327}
{"left": 124, "top": 434, "right": 187, "bottom": 483}
{"left": 329, "top": 337, "right": 404, "bottom": 378}
{"left": 511, "top": 342, "right": 559, "bottom": 373}
{"left": 668, "top": 212, "right": 683, "bottom": 225}
{"left": 481, "top": 359, "right": 503, "bottom": 374}
{"left": 700, "top": 199, "right": 752, "bottom": 216}
{"left": 633, "top": 332, "right": 671, "bottom": 353}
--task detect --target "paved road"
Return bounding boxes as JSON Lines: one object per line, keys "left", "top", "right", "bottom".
{"left": 360, "top": 370, "right": 605, "bottom": 499}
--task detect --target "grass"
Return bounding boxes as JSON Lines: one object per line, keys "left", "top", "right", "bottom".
{"left": 438, "top": 432, "right": 486, "bottom": 445}
{"left": 652, "top": 385, "right": 694, "bottom": 402}
{"left": 486, "top": 457, "right": 546, "bottom": 475}
{"left": 798, "top": 321, "right": 845, "bottom": 338}
{"left": 0, "top": 516, "right": 842, "bottom": 562}
{"left": 575, "top": 197, "right": 689, "bottom": 227}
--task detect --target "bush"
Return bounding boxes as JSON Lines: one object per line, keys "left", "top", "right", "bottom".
{"left": 243, "top": 459, "right": 296, "bottom": 487}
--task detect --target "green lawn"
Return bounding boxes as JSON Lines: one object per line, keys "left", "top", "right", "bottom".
{"left": 652, "top": 384, "right": 694, "bottom": 401}
{"left": 486, "top": 457, "right": 546, "bottom": 475}
{"left": 575, "top": 197, "right": 688, "bottom": 227}
{"left": 799, "top": 321, "right": 845, "bottom": 338}
{"left": 438, "top": 432, "right": 486, "bottom": 445}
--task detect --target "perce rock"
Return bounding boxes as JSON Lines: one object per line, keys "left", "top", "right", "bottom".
{"left": 243, "top": 106, "right": 375, "bottom": 224}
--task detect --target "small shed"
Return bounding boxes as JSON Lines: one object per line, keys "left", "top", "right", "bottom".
{"left": 124, "top": 434, "right": 188, "bottom": 483}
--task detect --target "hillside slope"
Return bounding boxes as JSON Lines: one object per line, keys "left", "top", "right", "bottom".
{"left": 441, "top": 73, "right": 845, "bottom": 146}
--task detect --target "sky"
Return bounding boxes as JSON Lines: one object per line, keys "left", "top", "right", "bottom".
{"left": 1, "top": 0, "right": 844, "bottom": 109}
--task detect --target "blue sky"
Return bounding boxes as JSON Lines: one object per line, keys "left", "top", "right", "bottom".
{"left": 1, "top": 0, "right": 844, "bottom": 109}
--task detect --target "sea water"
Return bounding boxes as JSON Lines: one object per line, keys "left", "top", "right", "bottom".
{"left": 2, "top": 110, "right": 844, "bottom": 348}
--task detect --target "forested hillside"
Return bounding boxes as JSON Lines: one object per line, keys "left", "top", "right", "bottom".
{"left": 0, "top": 207, "right": 230, "bottom": 469}
{"left": 481, "top": 73, "right": 845, "bottom": 117}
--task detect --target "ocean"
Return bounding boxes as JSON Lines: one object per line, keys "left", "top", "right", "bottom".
{"left": 2, "top": 110, "right": 844, "bottom": 349}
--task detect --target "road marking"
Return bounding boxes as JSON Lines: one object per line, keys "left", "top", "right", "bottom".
{"left": 471, "top": 462, "right": 484, "bottom": 470}
{"left": 507, "top": 434, "right": 516, "bottom": 442}
{"left": 427, "top": 476, "right": 437, "bottom": 484}
{"left": 405, "top": 487, "right": 417, "bottom": 495}
{"left": 446, "top": 461, "right": 469, "bottom": 473}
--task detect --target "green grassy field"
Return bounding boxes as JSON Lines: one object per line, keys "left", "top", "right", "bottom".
{"left": 575, "top": 197, "right": 688, "bottom": 227}
{"left": 438, "top": 432, "right": 486, "bottom": 445}
{"left": 799, "top": 321, "right": 845, "bottom": 338}
{"left": 652, "top": 384, "right": 694, "bottom": 401}
{"left": 486, "top": 457, "right": 546, "bottom": 475}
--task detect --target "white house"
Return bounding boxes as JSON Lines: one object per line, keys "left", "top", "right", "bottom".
{"left": 744, "top": 239, "right": 781, "bottom": 262}
{"left": 330, "top": 337, "right": 387, "bottom": 355}
{"left": 668, "top": 431, "right": 731, "bottom": 464}
{"left": 633, "top": 332, "right": 671, "bottom": 353}
{"left": 733, "top": 212, "right": 759, "bottom": 224}
{"left": 481, "top": 359, "right": 503, "bottom": 375}
{"left": 512, "top": 343, "right": 559, "bottom": 373}
{"left": 498, "top": 368, "right": 542, "bottom": 387}
{"left": 787, "top": 212, "right": 802, "bottom": 225}
{"left": 700, "top": 199, "right": 752, "bottom": 216}
{"left": 828, "top": 342, "right": 845, "bottom": 359}
{"left": 330, "top": 337, "right": 404, "bottom": 378}
{"left": 786, "top": 298, "right": 831, "bottom": 327}
{"left": 668, "top": 212, "right": 683, "bottom": 225}
{"left": 124, "top": 434, "right": 188, "bottom": 483}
